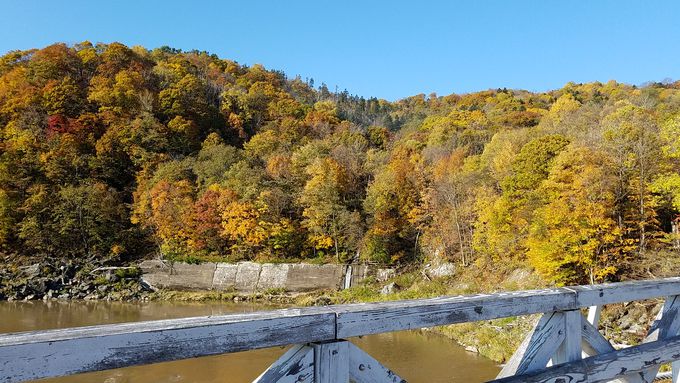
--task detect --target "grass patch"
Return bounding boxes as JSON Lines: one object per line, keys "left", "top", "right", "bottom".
{"left": 115, "top": 267, "right": 142, "bottom": 279}
{"left": 150, "top": 290, "right": 238, "bottom": 302}
{"left": 436, "top": 316, "right": 536, "bottom": 363}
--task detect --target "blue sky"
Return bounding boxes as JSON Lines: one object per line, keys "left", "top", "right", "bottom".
{"left": 1, "top": 1, "right": 679, "bottom": 100}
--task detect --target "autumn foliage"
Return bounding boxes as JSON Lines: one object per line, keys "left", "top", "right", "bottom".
{"left": 1, "top": 43, "right": 680, "bottom": 285}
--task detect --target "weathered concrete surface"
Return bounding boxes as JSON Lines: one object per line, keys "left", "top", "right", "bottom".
{"left": 346, "top": 265, "right": 397, "bottom": 288}
{"left": 257, "top": 263, "right": 289, "bottom": 290}
{"left": 285, "top": 264, "right": 344, "bottom": 292}
{"left": 140, "top": 260, "right": 393, "bottom": 293}
{"left": 212, "top": 263, "right": 238, "bottom": 290}
{"left": 348, "top": 265, "right": 370, "bottom": 287}
{"left": 235, "top": 262, "right": 262, "bottom": 292}
{"left": 140, "top": 261, "right": 217, "bottom": 290}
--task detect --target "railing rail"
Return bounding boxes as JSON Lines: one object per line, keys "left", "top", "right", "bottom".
{"left": 3, "top": 277, "right": 680, "bottom": 383}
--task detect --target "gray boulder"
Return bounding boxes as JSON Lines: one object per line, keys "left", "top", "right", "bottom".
{"left": 380, "top": 282, "right": 400, "bottom": 295}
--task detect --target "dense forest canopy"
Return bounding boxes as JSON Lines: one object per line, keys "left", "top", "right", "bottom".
{"left": 1, "top": 42, "right": 679, "bottom": 285}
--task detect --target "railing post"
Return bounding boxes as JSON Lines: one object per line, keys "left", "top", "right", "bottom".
{"left": 254, "top": 340, "right": 405, "bottom": 383}
{"left": 312, "top": 340, "right": 350, "bottom": 383}
{"left": 660, "top": 295, "right": 680, "bottom": 383}
{"left": 636, "top": 295, "right": 680, "bottom": 382}
{"left": 553, "top": 310, "right": 582, "bottom": 365}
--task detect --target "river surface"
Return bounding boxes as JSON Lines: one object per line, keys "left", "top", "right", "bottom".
{"left": 0, "top": 300, "right": 500, "bottom": 382}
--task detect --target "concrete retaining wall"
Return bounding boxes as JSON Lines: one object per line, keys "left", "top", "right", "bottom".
{"left": 140, "top": 260, "right": 394, "bottom": 293}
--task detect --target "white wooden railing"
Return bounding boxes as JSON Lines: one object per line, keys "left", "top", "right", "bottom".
{"left": 3, "top": 278, "right": 680, "bottom": 382}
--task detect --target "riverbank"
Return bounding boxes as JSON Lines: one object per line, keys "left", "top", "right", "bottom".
{"left": 0, "top": 257, "right": 150, "bottom": 302}
{"left": 136, "top": 265, "right": 542, "bottom": 363}
{"left": 0, "top": 257, "right": 535, "bottom": 362}
{"left": 144, "top": 266, "right": 664, "bottom": 364}
{"left": 0, "top": 257, "right": 663, "bottom": 365}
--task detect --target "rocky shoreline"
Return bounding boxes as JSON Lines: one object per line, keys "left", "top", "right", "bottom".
{"left": 0, "top": 258, "right": 150, "bottom": 302}
{"left": 0, "top": 258, "right": 388, "bottom": 304}
{"left": 0, "top": 258, "right": 665, "bottom": 366}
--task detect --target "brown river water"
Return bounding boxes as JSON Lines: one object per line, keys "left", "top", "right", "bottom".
{"left": 0, "top": 300, "right": 500, "bottom": 383}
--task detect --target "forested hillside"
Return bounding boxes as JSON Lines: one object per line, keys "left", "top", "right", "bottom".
{"left": 1, "top": 42, "right": 679, "bottom": 285}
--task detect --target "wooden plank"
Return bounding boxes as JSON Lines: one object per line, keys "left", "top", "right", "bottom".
{"left": 573, "top": 278, "right": 680, "bottom": 307}
{"left": 637, "top": 295, "right": 680, "bottom": 382}
{"left": 0, "top": 309, "right": 336, "bottom": 383}
{"left": 336, "top": 278, "right": 680, "bottom": 338}
{"left": 644, "top": 296, "right": 680, "bottom": 342}
{"left": 580, "top": 316, "right": 642, "bottom": 383}
{"left": 253, "top": 345, "right": 315, "bottom": 383}
{"left": 583, "top": 305, "right": 603, "bottom": 361}
{"left": 553, "top": 310, "right": 582, "bottom": 365}
{"left": 336, "top": 288, "right": 577, "bottom": 338}
{"left": 313, "top": 341, "right": 349, "bottom": 383}
{"left": 581, "top": 315, "right": 614, "bottom": 357}
{"left": 3, "top": 277, "right": 680, "bottom": 383}
{"left": 497, "top": 313, "right": 566, "bottom": 378}
{"left": 488, "top": 334, "right": 680, "bottom": 383}
{"left": 348, "top": 343, "right": 406, "bottom": 383}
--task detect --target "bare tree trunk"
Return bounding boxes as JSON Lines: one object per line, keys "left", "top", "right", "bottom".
{"left": 639, "top": 166, "right": 646, "bottom": 253}
{"left": 451, "top": 200, "right": 466, "bottom": 266}
{"left": 414, "top": 230, "right": 420, "bottom": 260}
{"left": 334, "top": 238, "right": 339, "bottom": 262}
{"left": 77, "top": 204, "right": 90, "bottom": 258}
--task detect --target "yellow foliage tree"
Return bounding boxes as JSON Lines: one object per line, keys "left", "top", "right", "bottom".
{"left": 221, "top": 200, "right": 269, "bottom": 259}
{"left": 527, "top": 147, "right": 632, "bottom": 285}
{"left": 147, "top": 179, "right": 195, "bottom": 257}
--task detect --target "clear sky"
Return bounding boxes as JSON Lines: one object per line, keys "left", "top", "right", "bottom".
{"left": 2, "top": 1, "right": 679, "bottom": 100}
